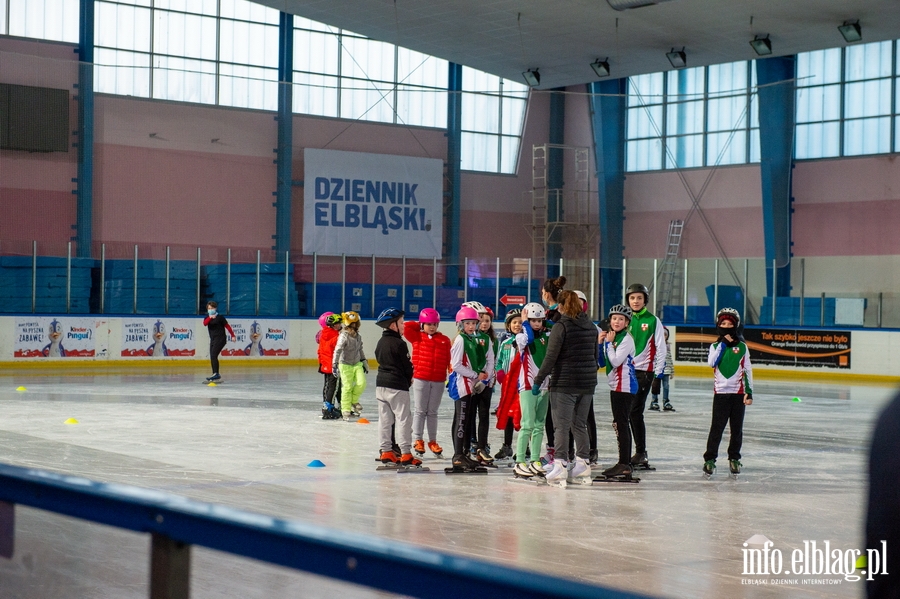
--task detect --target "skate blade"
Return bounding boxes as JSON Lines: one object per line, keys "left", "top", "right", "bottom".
{"left": 376, "top": 464, "right": 402, "bottom": 471}
{"left": 397, "top": 466, "right": 431, "bottom": 473}
{"left": 444, "top": 466, "right": 488, "bottom": 475}
{"left": 493, "top": 458, "right": 515, "bottom": 468}
{"left": 566, "top": 477, "right": 594, "bottom": 486}
{"left": 546, "top": 479, "right": 567, "bottom": 489}
{"left": 632, "top": 464, "right": 656, "bottom": 471}
{"left": 592, "top": 475, "right": 640, "bottom": 484}
{"left": 508, "top": 475, "right": 546, "bottom": 485}
{"left": 430, "top": 453, "right": 444, "bottom": 459}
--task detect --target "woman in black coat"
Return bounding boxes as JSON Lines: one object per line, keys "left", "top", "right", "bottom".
{"left": 532, "top": 290, "right": 599, "bottom": 487}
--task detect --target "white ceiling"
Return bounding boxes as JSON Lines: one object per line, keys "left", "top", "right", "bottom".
{"left": 253, "top": 0, "right": 900, "bottom": 89}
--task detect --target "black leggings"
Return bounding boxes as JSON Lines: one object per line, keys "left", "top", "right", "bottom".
{"left": 322, "top": 373, "right": 341, "bottom": 405}
{"left": 209, "top": 337, "right": 226, "bottom": 374}
{"left": 452, "top": 395, "right": 474, "bottom": 457}
{"left": 470, "top": 387, "right": 492, "bottom": 450}
{"left": 704, "top": 393, "right": 747, "bottom": 462}
{"left": 504, "top": 419, "right": 514, "bottom": 446}
{"left": 611, "top": 391, "right": 636, "bottom": 465}
{"left": 630, "top": 370, "right": 655, "bottom": 453}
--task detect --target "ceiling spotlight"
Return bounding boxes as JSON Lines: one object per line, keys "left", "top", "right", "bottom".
{"left": 749, "top": 34, "right": 772, "bottom": 56}
{"left": 838, "top": 20, "right": 862, "bottom": 43}
{"left": 666, "top": 47, "right": 686, "bottom": 69}
{"left": 591, "top": 59, "right": 611, "bottom": 78}
{"left": 522, "top": 69, "right": 541, "bottom": 87}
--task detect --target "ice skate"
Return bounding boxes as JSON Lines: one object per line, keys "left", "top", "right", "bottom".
{"left": 342, "top": 411, "right": 352, "bottom": 422}
{"left": 703, "top": 459, "right": 716, "bottom": 479}
{"left": 567, "top": 457, "right": 593, "bottom": 485}
{"left": 513, "top": 462, "right": 535, "bottom": 478}
{"left": 397, "top": 453, "right": 430, "bottom": 473}
{"left": 594, "top": 462, "right": 639, "bottom": 483}
{"left": 494, "top": 444, "right": 513, "bottom": 460}
{"left": 528, "top": 462, "right": 546, "bottom": 477}
{"left": 728, "top": 459, "right": 741, "bottom": 479}
{"left": 352, "top": 402, "right": 363, "bottom": 414}
{"left": 427, "top": 440, "right": 444, "bottom": 459}
{"left": 543, "top": 460, "right": 568, "bottom": 488}
{"left": 413, "top": 439, "right": 426, "bottom": 457}
{"left": 509, "top": 462, "right": 546, "bottom": 485}
{"left": 630, "top": 451, "right": 656, "bottom": 471}
{"left": 663, "top": 402, "right": 676, "bottom": 412}
{"left": 444, "top": 453, "right": 488, "bottom": 475}
{"left": 475, "top": 448, "right": 496, "bottom": 467}
{"left": 588, "top": 449, "right": 599, "bottom": 465}
{"left": 376, "top": 451, "right": 401, "bottom": 471}
{"left": 649, "top": 401, "right": 660, "bottom": 411}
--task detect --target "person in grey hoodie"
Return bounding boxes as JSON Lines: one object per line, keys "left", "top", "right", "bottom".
{"left": 532, "top": 290, "right": 599, "bottom": 487}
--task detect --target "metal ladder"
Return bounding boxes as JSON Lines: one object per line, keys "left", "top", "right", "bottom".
{"left": 656, "top": 219, "right": 684, "bottom": 311}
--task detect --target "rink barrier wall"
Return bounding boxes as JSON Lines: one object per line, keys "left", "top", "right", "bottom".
{"left": 0, "top": 317, "right": 898, "bottom": 383}
{"left": 0, "top": 462, "right": 650, "bottom": 599}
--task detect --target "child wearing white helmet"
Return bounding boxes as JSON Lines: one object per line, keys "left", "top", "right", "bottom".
{"left": 447, "top": 305, "right": 495, "bottom": 472}
{"left": 404, "top": 308, "right": 452, "bottom": 458}
{"left": 332, "top": 311, "right": 367, "bottom": 421}
{"left": 703, "top": 308, "right": 754, "bottom": 478}
{"left": 511, "top": 302, "right": 553, "bottom": 479}
{"left": 598, "top": 304, "right": 639, "bottom": 481}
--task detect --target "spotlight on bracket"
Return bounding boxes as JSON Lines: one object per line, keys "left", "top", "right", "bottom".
{"left": 666, "top": 47, "right": 686, "bottom": 69}
{"left": 522, "top": 69, "right": 541, "bottom": 87}
{"left": 591, "top": 58, "right": 611, "bottom": 78}
{"left": 749, "top": 34, "right": 772, "bottom": 56}
{"left": 838, "top": 20, "right": 862, "bottom": 43}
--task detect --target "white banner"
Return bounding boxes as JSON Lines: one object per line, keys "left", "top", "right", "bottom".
{"left": 15, "top": 317, "right": 102, "bottom": 358}
{"left": 222, "top": 319, "right": 289, "bottom": 357}
{"left": 121, "top": 318, "right": 197, "bottom": 357}
{"left": 303, "top": 149, "right": 443, "bottom": 258}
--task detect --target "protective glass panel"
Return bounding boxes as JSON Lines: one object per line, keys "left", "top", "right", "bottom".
{"left": 795, "top": 84, "right": 841, "bottom": 122}
{"left": 94, "top": 48, "right": 151, "bottom": 97}
{"left": 462, "top": 92, "right": 500, "bottom": 133}
{"left": 461, "top": 132, "right": 498, "bottom": 172}
{"left": 501, "top": 96, "right": 527, "bottom": 136}
{"left": 844, "top": 117, "right": 891, "bottom": 156}
{"left": 152, "top": 55, "right": 216, "bottom": 104}
{"left": 843, "top": 79, "right": 892, "bottom": 119}
{"left": 397, "top": 48, "right": 446, "bottom": 88}
{"left": 500, "top": 135, "right": 521, "bottom": 175}
{"left": 96, "top": 2, "right": 151, "bottom": 52}
{"left": 707, "top": 95, "right": 748, "bottom": 132}
{"left": 341, "top": 37, "right": 395, "bottom": 82}
{"left": 665, "top": 100, "right": 704, "bottom": 135}
{"left": 154, "top": 10, "right": 217, "bottom": 61}
{"left": 626, "top": 138, "right": 663, "bottom": 171}
{"left": 396, "top": 85, "right": 446, "bottom": 128}
{"left": 627, "top": 105, "right": 663, "bottom": 139}
{"left": 666, "top": 66, "right": 705, "bottom": 102}
{"left": 796, "top": 48, "right": 841, "bottom": 86}
{"left": 219, "top": 0, "right": 279, "bottom": 24}
{"left": 292, "top": 73, "right": 338, "bottom": 117}
{"left": 706, "top": 130, "right": 747, "bottom": 166}
{"left": 340, "top": 80, "right": 395, "bottom": 123}
{"left": 219, "top": 63, "right": 278, "bottom": 110}
{"left": 707, "top": 61, "right": 748, "bottom": 96}
{"left": 845, "top": 40, "right": 893, "bottom": 81}
{"left": 664, "top": 134, "right": 703, "bottom": 169}
{"left": 9, "top": 0, "right": 79, "bottom": 42}
{"left": 293, "top": 30, "right": 339, "bottom": 75}
{"left": 794, "top": 122, "right": 840, "bottom": 159}
{"left": 219, "top": 20, "right": 278, "bottom": 68}
{"left": 628, "top": 73, "right": 663, "bottom": 107}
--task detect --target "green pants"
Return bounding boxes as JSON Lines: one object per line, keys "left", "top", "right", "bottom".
{"left": 516, "top": 389, "right": 549, "bottom": 463}
{"left": 338, "top": 362, "right": 367, "bottom": 412}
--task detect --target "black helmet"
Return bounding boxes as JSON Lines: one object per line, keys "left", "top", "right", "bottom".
{"left": 375, "top": 307, "right": 404, "bottom": 328}
{"left": 625, "top": 283, "right": 649, "bottom": 303}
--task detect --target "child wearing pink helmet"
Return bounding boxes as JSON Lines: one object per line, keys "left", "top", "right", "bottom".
{"left": 403, "top": 307, "right": 452, "bottom": 458}
{"left": 447, "top": 305, "right": 494, "bottom": 472}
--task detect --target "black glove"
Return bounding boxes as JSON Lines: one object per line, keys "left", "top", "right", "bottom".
{"left": 651, "top": 377, "right": 661, "bottom": 396}
{"left": 361, "top": 361, "right": 369, "bottom": 374}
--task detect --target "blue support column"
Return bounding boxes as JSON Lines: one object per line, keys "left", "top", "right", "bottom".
{"left": 756, "top": 56, "right": 795, "bottom": 297}
{"left": 588, "top": 79, "right": 627, "bottom": 315}
{"left": 445, "top": 63, "right": 463, "bottom": 285}
{"left": 75, "top": 0, "right": 95, "bottom": 259}
{"left": 274, "top": 12, "right": 294, "bottom": 253}
{"left": 547, "top": 89, "right": 565, "bottom": 275}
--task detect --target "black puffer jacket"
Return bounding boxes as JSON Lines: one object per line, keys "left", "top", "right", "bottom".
{"left": 375, "top": 329, "right": 414, "bottom": 391}
{"left": 533, "top": 312, "right": 598, "bottom": 394}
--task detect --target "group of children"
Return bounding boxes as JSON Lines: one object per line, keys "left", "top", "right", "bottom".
{"left": 307, "top": 285, "right": 754, "bottom": 479}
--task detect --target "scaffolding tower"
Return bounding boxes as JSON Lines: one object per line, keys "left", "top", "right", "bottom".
{"left": 525, "top": 144, "right": 598, "bottom": 293}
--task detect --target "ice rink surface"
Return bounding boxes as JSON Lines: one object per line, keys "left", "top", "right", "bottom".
{"left": 0, "top": 365, "right": 895, "bottom": 599}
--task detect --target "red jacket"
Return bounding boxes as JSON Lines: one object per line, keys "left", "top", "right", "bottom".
{"left": 318, "top": 326, "right": 340, "bottom": 374}
{"left": 403, "top": 321, "right": 452, "bottom": 382}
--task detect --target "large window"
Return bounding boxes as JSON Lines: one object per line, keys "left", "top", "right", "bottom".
{"left": 1, "top": 0, "right": 79, "bottom": 43}
{"left": 460, "top": 68, "right": 528, "bottom": 174}
{"left": 796, "top": 40, "right": 898, "bottom": 159}
{"left": 626, "top": 61, "right": 758, "bottom": 172}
